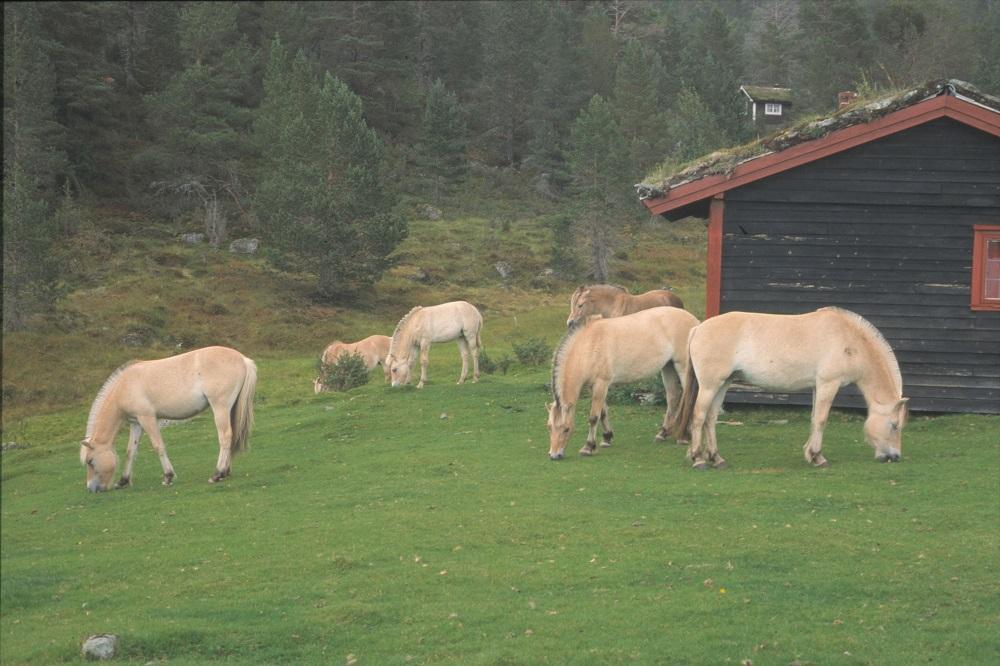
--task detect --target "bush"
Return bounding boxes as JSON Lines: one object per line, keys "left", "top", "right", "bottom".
{"left": 478, "top": 349, "right": 513, "bottom": 375}
{"left": 512, "top": 337, "right": 550, "bottom": 367}
{"left": 317, "top": 352, "right": 370, "bottom": 392}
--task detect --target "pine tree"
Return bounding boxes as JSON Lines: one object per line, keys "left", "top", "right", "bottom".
{"left": 794, "top": 0, "right": 875, "bottom": 112}
{"left": 568, "top": 95, "right": 631, "bottom": 283}
{"left": 679, "top": 6, "right": 746, "bottom": 143}
{"left": 525, "top": 4, "right": 586, "bottom": 189}
{"left": 3, "top": 4, "right": 67, "bottom": 330}
{"left": 415, "top": 79, "right": 468, "bottom": 204}
{"left": 140, "top": 1, "right": 255, "bottom": 247}
{"left": 667, "top": 87, "right": 729, "bottom": 162}
{"left": 613, "top": 39, "right": 670, "bottom": 173}
{"left": 254, "top": 39, "right": 407, "bottom": 302}
{"left": 474, "top": 0, "right": 547, "bottom": 165}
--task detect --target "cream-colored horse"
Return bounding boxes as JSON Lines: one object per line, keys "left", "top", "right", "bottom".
{"left": 670, "top": 307, "right": 909, "bottom": 469}
{"left": 566, "top": 284, "right": 684, "bottom": 328}
{"left": 388, "top": 301, "right": 483, "bottom": 388}
{"left": 547, "top": 306, "right": 700, "bottom": 460}
{"left": 314, "top": 334, "right": 391, "bottom": 392}
{"left": 79, "top": 346, "right": 257, "bottom": 491}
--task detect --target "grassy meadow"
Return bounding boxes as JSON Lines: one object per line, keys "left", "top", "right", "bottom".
{"left": 2, "top": 209, "right": 998, "bottom": 664}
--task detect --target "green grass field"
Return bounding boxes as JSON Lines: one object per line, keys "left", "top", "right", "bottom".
{"left": 2, "top": 210, "right": 998, "bottom": 664}
{"left": 2, "top": 350, "right": 998, "bottom": 664}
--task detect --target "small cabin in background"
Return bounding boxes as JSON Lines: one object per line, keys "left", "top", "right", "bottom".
{"left": 638, "top": 80, "right": 1000, "bottom": 414}
{"left": 740, "top": 85, "right": 793, "bottom": 127}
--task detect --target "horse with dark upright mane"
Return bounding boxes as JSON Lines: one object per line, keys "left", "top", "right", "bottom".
{"left": 388, "top": 301, "right": 483, "bottom": 388}
{"left": 670, "top": 307, "right": 910, "bottom": 469}
{"left": 566, "top": 284, "right": 684, "bottom": 328}
{"left": 80, "top": 346, "right": 257, "bottom": 491}
{"left": 547, "top": 306, "right": 699, "bottom": 460}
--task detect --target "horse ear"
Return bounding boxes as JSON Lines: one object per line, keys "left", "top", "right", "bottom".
{"left": 80, "top": 439, "right": 93, "bottom": 449}
{"left": 893, "top": 398, "right": 910, "bottom": 424}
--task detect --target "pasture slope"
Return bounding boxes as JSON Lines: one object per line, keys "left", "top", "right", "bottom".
{"left": 2, "top": 210, "right": 999, "bottom": 664}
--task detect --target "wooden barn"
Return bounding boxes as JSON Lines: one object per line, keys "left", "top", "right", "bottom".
{"left": 638, "top": 80, "right": 1000, "bottom": 414}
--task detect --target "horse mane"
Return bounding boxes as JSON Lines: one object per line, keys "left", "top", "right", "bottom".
{"left": 85, "top": 361, "right": 136, "bottom": 439}
{"left": 550, "top": 319, "right": 593, "bottom": 407}
{"left": 585, "top": 283, "right": 628, "bottom": 293}
{"left": 389, "top": 306, "right": 422, "bottom": 359}
{"left": 824, "top": 307, "right": 903, "bottom": 396}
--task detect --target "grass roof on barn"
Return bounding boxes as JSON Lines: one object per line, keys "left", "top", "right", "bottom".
{"left": 740, "top": 85, "right": 794, "bottom": 103}
{"left": 638, "top": 79, "right": 1000, "bottom": 201}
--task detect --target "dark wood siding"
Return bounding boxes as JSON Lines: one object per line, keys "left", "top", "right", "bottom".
{"left": 719, "top": 118, "right": 1000, "bottom": 413}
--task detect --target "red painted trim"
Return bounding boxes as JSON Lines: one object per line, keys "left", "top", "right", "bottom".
{"left": 971, "top": 225, "right": 1000, "bottom": 312}
{"left": 644, "top": 96, "right": 1000, "bottom": 216}
{"left": 706, "top": 196, "right": 724, "bottom": 319}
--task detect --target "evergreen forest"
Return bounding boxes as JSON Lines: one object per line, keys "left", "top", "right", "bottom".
{"left": 5, "top": 0, "right": 1000, "bottom": 330}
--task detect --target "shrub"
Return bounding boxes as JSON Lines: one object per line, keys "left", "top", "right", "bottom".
{"left": 478, "top": 349, "right": 513, "bottom": 375}
{"left": 317, "top": 351, "right": 370, "bottom": 392}
{"left": 512, "top": 337, "right": 550, "bottom": 367}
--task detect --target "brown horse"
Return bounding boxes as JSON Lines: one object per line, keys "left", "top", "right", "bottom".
{"left": 546, "top": 306, "right": 700, "bottom": 460}
{"left": 80, "top": 346, "right": 257, "bottom": 491}
{"left": 566, "top": 284, "right": 685, "bottom": 327}
{"left": 670, "top": 307, "right": 910, "bottom": 469}
{"left": 314, "top": 334, "right": 391, "bottom": 392}
{"left": 388, "top": 301, "right": 483, "bottom": 388}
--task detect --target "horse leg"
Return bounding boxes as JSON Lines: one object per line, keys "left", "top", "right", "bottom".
{"left": 599, "top": 405, "right": 614, "bottom": 448}
{"left": 209, "top": 404, "right": 234, "bottom": 483}
{"left": 117, "top": 422, "right": 143, "bottom": 488}
{"left": 703, "top": 384, "right": 730, "bottom": 469}
{"left": 655, "top": 365, "right": 683, "bottom": 443}
{"left": 137, "top": 415, "right": 176, "bottom": 486}
{"left": 581, "top": 381, "right": 609, "bottom": 456}
{"left": 804, "top": 382, "right": 838, "bottom": 467}
{"left": 456, "top": 338, "right": 470, "bottom": 385}
{"left": 687, "top": 382, "right": 721, "bottom": 469}
{"left": 469, "top": 332, "right": 480, "bottom": 383}
{"left": 417, "top": 341, "right": 430, "bottom": 389}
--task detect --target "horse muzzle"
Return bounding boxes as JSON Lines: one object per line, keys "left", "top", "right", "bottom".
{"left": 87, "top": 479, "right": 107, "bottom": 492}
{"left": 549, "top": 452, "right": 564, "bottom": 461}
{"left": 876, "top": 449, "right": 901, "bottom": 463}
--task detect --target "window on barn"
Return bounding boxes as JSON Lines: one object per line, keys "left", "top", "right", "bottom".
{"left": 971, "top": 225, "right": 1000, "bottom": 311}
{"left": 764, "top": 102, "right": 782, "bottom": 115}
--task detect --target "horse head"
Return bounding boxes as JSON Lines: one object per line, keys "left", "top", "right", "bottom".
{"left": 546, "top": 401, "right": 574, "bottom": 460}
{"left": 863, "top": 398, "right": 909, "bottom": 462}
{"left": 389, "top": 353, "right": 412, "bottom": 387}
{"left": 80, "top": 439, "right": 117, "bottom": 492}
{"left": 566, "top": 287, "right": 592, "bottom": 328}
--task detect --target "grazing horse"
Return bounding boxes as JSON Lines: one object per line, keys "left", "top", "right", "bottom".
{"left": 566, "top": 284, "right": 684, "bottom": 328}
{"left": 314, "top": 334, "right": 391, "bottom": 392}
{"left": 670, "top": 307, "right": 910, "bottom": 469}
{"left": 79, "top": 346, "right": 257, "bottom": 491}
{"left": 388, "top": 301, "right": 483, "bottom": 388}
{"left": 547, "top": 306, "right": 700, "bottom": 460}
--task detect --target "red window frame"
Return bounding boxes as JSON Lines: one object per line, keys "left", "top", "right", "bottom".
{"left": 971, "top": 225, "right": 1000, "bottom": 311}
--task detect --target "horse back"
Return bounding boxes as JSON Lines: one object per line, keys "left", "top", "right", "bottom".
{"left": 691, "top": 311, "right": 861, "bottom": 390}
{"left": 122, "top": 346, "right": 249, "bottom": 419}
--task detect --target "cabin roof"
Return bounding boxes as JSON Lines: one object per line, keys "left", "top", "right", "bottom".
{"left": 740, "top": 85, "right": 793, "bottom": 104}
{"left": 638, "top": 79, "right": 1000, "bottom": 219}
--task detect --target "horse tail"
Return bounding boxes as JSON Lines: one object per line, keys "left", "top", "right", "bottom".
{"left": 230, "top": 357, "right": 257, "bottom": 455}
{"left": 668, "top": 333, "right": 698, "bottom": 440}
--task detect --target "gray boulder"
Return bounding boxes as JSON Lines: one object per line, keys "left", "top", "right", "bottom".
{"left": 180, "top": 232, "right": 205, "bottom": 245}
{"left": 494, "top": 261, "right": 513, "bottom": 280}
{"left": 229, "top": 237, "right": 259, "bottom": 255}
{"left": 82, "top": 634, "right": 118, "bottom": 660}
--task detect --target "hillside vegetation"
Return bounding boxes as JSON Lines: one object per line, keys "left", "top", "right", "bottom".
{"left": 1, "top": 207, "right": 707, "bottom": 426}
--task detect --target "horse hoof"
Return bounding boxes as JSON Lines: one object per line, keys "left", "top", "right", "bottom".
{"left": 599, "top": 441, "right": 612, "bottom": 448}
{"left": 579, "top": 449, "right": 594, "bottom": 457}
{"left": 692, "top": 462, "right": 709, "bottom": 471}
{"left": 814, "top": 460, "right": 830, "bottom": 468}
{"left": 712, "top": 461, "right": 728, "bottom": 470}
{"left": 116, "top": 477, "right": 131, "bottom": 489}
